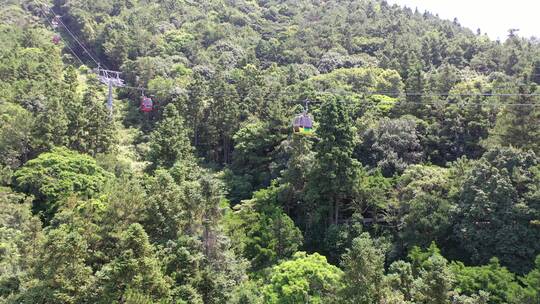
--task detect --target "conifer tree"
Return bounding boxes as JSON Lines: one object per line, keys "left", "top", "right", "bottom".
{"left": 148, "top": 103, "right": 193, "bottom": 169}
{"left": 490, "top": 84, "right": 540, "bottom": 154}
{"left": 307, "top": 97, "right": 359, "bottom": 227}
{"left": 70, "top": 82, "right": 116, "bottom": 156}
{"left": 34, "top": 96, "right": 68, "bottom": 150}
{"left": 62, "top": 66, "right": 86, "bottom": 151}
{"left": 340, "top": 233, "right": 388, "bottom": 304}
{"left": 187, "top": 72, "right": 209, "bottom": 147}
{"left": 17, "top": 226, "right": 94, "bottom": 304}
{"left": 94, "top": 223, "right": 171, "bottom": 303}
{"left": 205, "top": 75, "right": 241, "bottom": 164}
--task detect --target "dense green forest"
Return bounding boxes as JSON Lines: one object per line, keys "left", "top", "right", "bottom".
{"left": 1, "top": 0, "right": 539, "bottom": 303}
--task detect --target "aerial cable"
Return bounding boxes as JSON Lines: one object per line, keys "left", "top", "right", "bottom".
{"left": 33, "top": 0, "right": 540, "bottom": 110}
{"left": 118, "top": 86, "right": 540, "bottom": 99}
{"left": 35, "top": 0, "right": 105, "bottom": 69}
{"left": 361, "top": 92, "right": 540, "bottom": 97}
{"left": 393, "top": 100, "right": 540, "bottom": 107}
{"left": 36, "top": 4, "right": 86, "bottom": 66}
{"left": 36, "top": 0, "right": 126, "bottom": 115}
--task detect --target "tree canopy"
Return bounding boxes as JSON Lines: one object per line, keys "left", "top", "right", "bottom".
{"left": 0, "top": 0, "right": 539, "bottom": 302}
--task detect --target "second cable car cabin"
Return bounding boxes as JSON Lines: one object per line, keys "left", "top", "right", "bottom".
{"left": 293, "top": 113, "right": 313, "bottom": 135}
{"left": 140, "top": 96, "right": 154, "bottom": 112}
{"left": 51, "top": 15, "right": 61, "bottom": 29}
{"left": 293, "top": 101, "right": 314, "bottom": 135}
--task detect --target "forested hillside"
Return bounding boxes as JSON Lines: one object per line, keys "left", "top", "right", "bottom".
{"left": 1, "top": 0, "right": 539, "bottom": 303}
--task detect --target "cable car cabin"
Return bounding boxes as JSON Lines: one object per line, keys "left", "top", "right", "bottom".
{"left": 293, "top": 113, "right": 314, "bottom": 135}
{"left": 140, "top": 96, "right": 153, "bottom": 112}
{"left": 51, "top": 16, "right": 60, "bottom": 29}
{"left": 52, "top": 35, "right": 61, "bottom": 45}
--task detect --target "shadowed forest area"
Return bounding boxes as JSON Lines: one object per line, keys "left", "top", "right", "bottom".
{"left": 0, "top": 0, "right": 539, "bottom": 303}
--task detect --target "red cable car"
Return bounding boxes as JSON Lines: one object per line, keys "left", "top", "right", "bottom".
{"left": 52, "top": 34, "right": 61, "bottom": 45}
{"left": 140, "top": 96, "right": 153, "bottom": 112}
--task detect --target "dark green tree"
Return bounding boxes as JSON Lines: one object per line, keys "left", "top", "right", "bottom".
{"left": 489, "top": 85, "right": 540, "bottom": 154}
{"left": 16, "top": 225, "right": 94, "bottom": 304}
{"left": 307, "top": 97, "right": 359, "bottom": 228}
{"left": 71, "top": 83, "right": 116, "bottom": 156}
{"left": 33, "top": 96, "right": 68, "bottom": 151}
{"left": 396, "top": 165, "right": 455, "bottom": 251}
{"left": 227, "top": 185, "right": 303, "bottom": 271}
{"left": 187, "top": 72, "right": 210, "bottom": 147}
{"left": 0, "top": 102, "right": 35, "bottom": 168}
{"left": 147, "top": 103, "right": 194, "bottom": 169}
{"left": 204, "top": 75, "right": 241, "bottom": 164}
{"left": 94, "top": 223, "right": 171, "bottom": 303}
{"left": 357, "top": 116, "right": 424, "bottom": 176}
{"left": 0, "top": 189, "right": 42, "bottom": 301}
{"left": 454, "top": 147, "right": 540, "bottom": 273}
{"left": 226, "top": 119, "right": 285, "bottom": 203}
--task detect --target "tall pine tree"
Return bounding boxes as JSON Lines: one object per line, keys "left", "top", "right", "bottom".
{"left": 490, "top": 84, "right": 540, "bottom": 154}
{"left": 306, "top": 97, "right": 359, "bottom": 248}
{"left": 147, "top": 103, "right": 194, "bottom": 169}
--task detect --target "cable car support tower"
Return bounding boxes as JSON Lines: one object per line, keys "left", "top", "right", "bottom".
{"left": 97, "top": 68, "right": 125, "bottom": 115}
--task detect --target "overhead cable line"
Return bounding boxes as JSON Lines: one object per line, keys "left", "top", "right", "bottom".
{"left": 36, "top": 3, "right": 86, "bottom": 66}
{"left": 34, "top": 0, "right": 540, "bottom": 110}
{"left": 36, "top": 0, "right": 105, "bottom": 69}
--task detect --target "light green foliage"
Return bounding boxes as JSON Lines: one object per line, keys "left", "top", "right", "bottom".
{"left": 408, "top": 244, "right": 455, "bottom": 304}
{"left": 519, "top": 255, "right": 540, "bottom": 303}
{"left": 451, "top": 258, "right": 522, "bottom": 304}
{"left": 451, "top": 292, "right": 490, "bottom": 304}
{"left": 307, "top": 67, "right": 403, "bottom": 94}
{"left": 263, "top": 252, "right": 343, "bottom": 304}
{"left": 0, "top": 189, "right": 42, "bottom": 301}
{"left": 387, "top": 260, "right": 415, "bottom": 301}
{"left": 14, "top": 147, "right": 111, "bottom": 219}
{"left": 0, "top": 102, "right": 34, "bottom": 168}
{"left": 161, "top": 30, "right": 195, "bottom": 55}
{"left": 396, "top": 165, "right": 455, "bottom": 250}
{"left": 370, "top": 94, "right": 398, "bottom": 113}
{"left": 340, "top": 233, "right": 388, "bottom": 304}
{"left": 413, "top": 254, "right": 454, "bottom": 304}
{"left": 1, "top": 0, "right": 540, "bottom": 301}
